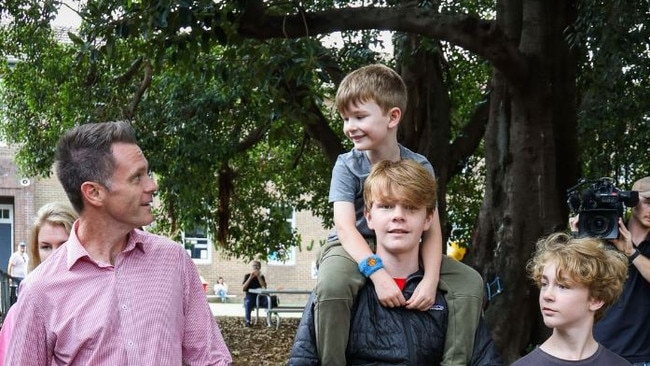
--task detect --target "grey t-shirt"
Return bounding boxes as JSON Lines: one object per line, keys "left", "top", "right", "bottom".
{"left": 511, "top": 345, "right": 631, "bottom": 366}
{"left": 327, "top": 144, "right": 434, "bottom": 242}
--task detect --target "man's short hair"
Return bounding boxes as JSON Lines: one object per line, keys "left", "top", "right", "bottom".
{"left": 363, "top": 159, "right": 437, "bottom": 214}
{"left": 55, "top": 121, "right": 138, "bottom": 213}
{"left": 335, "top": 64, "right": 408, "bottom": 115}
{"left": 527, "top": 232, "right": 628, "bottom": 322}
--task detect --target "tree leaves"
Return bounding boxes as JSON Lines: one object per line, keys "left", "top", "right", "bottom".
{"left": 570, "top": 0, "right": 650, "bottom": 184}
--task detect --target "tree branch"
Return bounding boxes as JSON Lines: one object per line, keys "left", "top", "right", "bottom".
{"left": 112, "top": 56, "right": 143, "bottom": 84}
{"left": 448, "top": 92, "right": 490, "bottom": 176}
{"left": 236, "top": 6, "right": 528, "bottom": 82}
{"left": 125, "top": 59, "right": 152, "bottom": 120}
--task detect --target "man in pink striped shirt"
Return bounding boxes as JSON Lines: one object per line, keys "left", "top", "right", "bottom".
{"left": 6, "top": 121, "right": 232, "bottom": 365}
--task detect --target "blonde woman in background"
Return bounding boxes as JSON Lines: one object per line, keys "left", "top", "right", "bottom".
{"left": 27, "top": 202, "right": 78, "bottom": 271}
{"left": 0, "top": 202, "right": 78, "bottom": 363}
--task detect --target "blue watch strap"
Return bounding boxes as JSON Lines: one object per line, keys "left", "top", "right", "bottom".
{"left": 358, "top": 254, "right": 384, "bottom": 278}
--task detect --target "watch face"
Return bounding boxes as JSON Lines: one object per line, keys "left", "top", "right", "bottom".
{"left": 367, "top": 257, "right": 377, "bottom": 267}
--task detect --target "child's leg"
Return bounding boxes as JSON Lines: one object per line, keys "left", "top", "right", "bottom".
{"left": 438, "top": 256, "right": 485, "bottom": 366}
{"left": 314, "top": 240, "right": 366, "bottom": 365}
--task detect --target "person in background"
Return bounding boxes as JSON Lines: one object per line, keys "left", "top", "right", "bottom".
{"left": 7, "top": 241, "right": 28, "bottom": 290}
{"left": 27, "top": 202, "right": 78, "bottom": 272}
{"left": 6, "top": 121, "right": 232, "bottom": 365}
{"left": 568, "top": 176, "right": 650, "bottom": 364}
{"left": 242, "top": 260, "right": 268, "bottom": 327}
{"left": 290, "top": 160, "right": 502, "bottom": 365}
{"left": 512, "top": 232, "right": 630, "bottom": 366}
{"left": 0, "top": 202, "right": 78, "bottom": 363}
{"left": 592, "top": 176, "right": 650, "bottom": 365}
{"left": 214, "top": 276, "right": 229, "bottom": 302}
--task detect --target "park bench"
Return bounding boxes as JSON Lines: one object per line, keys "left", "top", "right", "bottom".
{"left": 249, "top": 288, "right": 312, "bottom": 329}
{"left": 266, "top": 305, "right": 306, "bottom": 329}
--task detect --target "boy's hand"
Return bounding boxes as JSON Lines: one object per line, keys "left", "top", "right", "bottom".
{"left": 370, "top": 269, "right": 406, "bottom": 308}
{"left": 406, "top": 276, "right": 438, "bottom": 311}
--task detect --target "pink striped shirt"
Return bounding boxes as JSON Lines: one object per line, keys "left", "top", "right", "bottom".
{"left": 0, "top": 304, "right": 16, "bottom": 363}
{"left": 6, "top": 226, "right": 232, "bottom": 365}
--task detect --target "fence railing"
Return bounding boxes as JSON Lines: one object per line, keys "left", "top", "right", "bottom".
{"left": 0, "top": 270, "right": 17, "bottom": 326}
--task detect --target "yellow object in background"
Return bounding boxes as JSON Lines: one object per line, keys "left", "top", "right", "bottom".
{"left": 447, "top": 241, "right": 467, "bottom": 261}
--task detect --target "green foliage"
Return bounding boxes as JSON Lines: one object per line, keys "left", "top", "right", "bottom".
{"left": 446, "top": 154, "right": 485, "bottom": 247}
{"left": 1, "top": 2, "right": 336, "bottom": 260}
{"left": 0, "top": 0, "right": 498, "bottom": 260}
{"left": 0, "top": 38, "right": 89, "bottom": 176}
{"left": 8, "top": 0, "right": 644, "bottom": 262}
{"left": 126, "top": 40, "right": 336, "bottom": 259}
{"left": 568, "top": 0, "right": 650, "bottom": 186}
{"left": 443, "top": 47, "right": 490, "bottom": 245}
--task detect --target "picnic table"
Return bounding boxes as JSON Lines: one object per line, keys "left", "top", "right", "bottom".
{"left": 249, "top": 288, "right": 312, "bottom": 328}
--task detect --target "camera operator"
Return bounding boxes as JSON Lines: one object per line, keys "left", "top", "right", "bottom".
{"left": 570, "top": 176, "right": 650, "bottom": 365}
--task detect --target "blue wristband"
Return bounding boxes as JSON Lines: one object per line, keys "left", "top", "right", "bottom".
{"left": 358, "top": 254, "right": 384, "bottom": 278}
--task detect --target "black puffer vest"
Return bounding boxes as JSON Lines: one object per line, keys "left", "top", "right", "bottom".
{"left": 289, "top": 271, "right": 447, "bottom": 365}
{"left": 288, "top": 270, "right": 503, "bottom": 366}
{"left": 347, "top": 272, "right": 447, "bottom": 364}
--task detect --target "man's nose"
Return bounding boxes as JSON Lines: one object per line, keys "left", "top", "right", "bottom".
{"left": 146, "top": 174, "right": 158, "bottom": 192}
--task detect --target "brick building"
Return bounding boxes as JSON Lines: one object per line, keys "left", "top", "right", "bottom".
{"left": 0, "top": 145, "right": 71, "bottom": 269}
{"left": 195, "top": 209, "right": 326, "bottom": 304}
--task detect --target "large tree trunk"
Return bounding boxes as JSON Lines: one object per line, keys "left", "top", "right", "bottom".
{"left": 397, "top": 34, "right": 452, "bottom": 231}
{"left": 471, "top": 1, "right": 579, "bottom": 363}
{"left": 396, "top": 32, "right": 488, "bottom": 238}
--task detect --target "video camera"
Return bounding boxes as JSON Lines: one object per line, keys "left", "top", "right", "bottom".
{"left": 566, "top": 177, "right": 639, "bottom": 239}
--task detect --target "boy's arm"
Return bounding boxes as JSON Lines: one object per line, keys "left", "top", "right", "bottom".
{"left": 334, "top": 201, "right": 406, "bottom": 307}
{"left": 406, "top": 208, "right": 442, "bottom": 311}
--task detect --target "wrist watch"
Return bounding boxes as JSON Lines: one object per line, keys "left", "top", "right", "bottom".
{"left": 627, "top": 248, "right": 641, "bottom": 263}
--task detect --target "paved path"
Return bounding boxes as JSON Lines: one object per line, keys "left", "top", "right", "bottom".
{"left": 209, "top": 302, "right": 302, "bottom": 318}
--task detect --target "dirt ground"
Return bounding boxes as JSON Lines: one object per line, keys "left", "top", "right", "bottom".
{"left": 217, "top": 316, "right": 301, "bottom": 366}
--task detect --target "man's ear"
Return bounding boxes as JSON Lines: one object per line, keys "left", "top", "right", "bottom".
{"left": 387, "top": 107, "right": 401, "bottom": 129}
{"left": 80, "top": 181, "right": 105, "bottom": 208}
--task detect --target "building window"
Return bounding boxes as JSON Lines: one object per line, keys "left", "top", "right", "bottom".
{"left": 183, "top": 225, "right": 211, "bottom": 263}
{"left": 267, "top": 206, "right": 296, "bottom": 266}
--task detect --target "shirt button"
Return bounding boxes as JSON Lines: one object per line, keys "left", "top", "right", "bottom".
{"left": 121, "top": 304, "right": 128, "bottom": 310}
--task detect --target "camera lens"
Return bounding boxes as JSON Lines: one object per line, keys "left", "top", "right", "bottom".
{"left": 580, "top": 209, "right": 619, "bottom": 239}
{"left": 587, "top": 215, "right": 610, "bottom": 236}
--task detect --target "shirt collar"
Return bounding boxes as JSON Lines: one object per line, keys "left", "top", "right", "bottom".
{"left": 65, "top": 221, "right": 147, "bottom": 269}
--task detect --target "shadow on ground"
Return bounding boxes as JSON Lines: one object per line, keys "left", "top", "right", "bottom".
{"left": 217, "top": 316, "right": 300, "bottom": 366}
